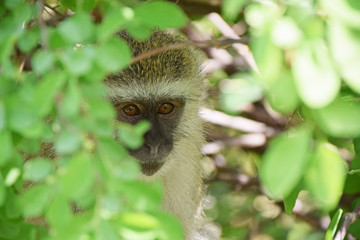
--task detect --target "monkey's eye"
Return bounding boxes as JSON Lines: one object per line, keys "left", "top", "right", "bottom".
{"left": 158, "top": 103, "right": 174, "bottom": 114}
{"left": 123, "top": 104, "right": 140, "bottom": 116}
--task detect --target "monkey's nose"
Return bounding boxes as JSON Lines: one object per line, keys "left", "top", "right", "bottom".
{"left": 145, "top": 139, "right": 162, "bottom": 155}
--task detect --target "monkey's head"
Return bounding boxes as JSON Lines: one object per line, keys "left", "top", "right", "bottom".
{"left": 105, "top": 31, "right": 204, "bottom": 176}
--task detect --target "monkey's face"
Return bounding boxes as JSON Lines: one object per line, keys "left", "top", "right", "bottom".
{"left": 114, "top": 99, "right": 185, "bottom": 176}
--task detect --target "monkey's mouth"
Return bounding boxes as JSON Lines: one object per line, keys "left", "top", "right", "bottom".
{"left": 140, "top": 161, "right": 165, "bottom": 176}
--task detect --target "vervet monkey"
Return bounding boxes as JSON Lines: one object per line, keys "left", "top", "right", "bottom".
{"left": 105, "top": 31, "right": 210, "bottom": 239}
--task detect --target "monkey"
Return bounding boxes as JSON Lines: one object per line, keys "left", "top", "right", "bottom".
{"left": 105, "top": 31, "right": 212, "bottom": 239}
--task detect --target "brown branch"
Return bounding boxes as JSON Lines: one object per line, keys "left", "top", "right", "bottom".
{"left": 37, "top": 0, "right": 49, "bottom": 50}
{"left": 130, "top": 38, "right": 248, "bottom": 65}
{"left": 335, "top": 205, "right": 360, "bottom": 240}
{"left": 199, "top": 108, "right": 277, "bottom": 137}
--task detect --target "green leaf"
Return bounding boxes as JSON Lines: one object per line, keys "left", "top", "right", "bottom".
{"left": 35, "top": 71, "right": 67, "bottom": 117}
{"left": 134, "top": 1, "right": 187, "bottom": 28}
{"left": 313, "top": 98, "right": 360, "bottom": 138}
{"left": 0, "top": 100, "right": 5, "bottom": 131}
{"left": 31, "top": 50, "right": 54, "bottom": 75}
{"left": 88, "top": 99, "right": 114, "bottom": 120}
{"left": 20, "top": 184, "right": 51, "bottom": 217}
{"left": 149, "top": 211, "right": 184, "bottom": 240}
{"left": 222, "top": 0, "right": 246, "bottom": 22}
{"left": 59, "top": 0, "right": 98, "bottom": 11}
{"left": 120, "top": 212, "right": 160, "bottom": 229}
{"left": 305, "top": 142, "right": 347, "bottom": 211}
{"left": 59, "top": 153, "right": 94, "bottom": 200}
{"left": 17, "top": 26, "right": 40, "bottom": 53}
{"left": 271, "top": 17, "right": 302, "bottom": 48}
{"left": 325, "top": 208, "right": 343, "bottom": 240}
{"left": 45, "top": 195, "right": 72, "bottom": 229}
{"left": 60, "top": 47, "right": 95, "bottom": 76}
{"left": 320, "top": 0, "right": 360, "bottom": 29}
{"left": 95, "top": 220, "right": 120, "bottom": 240}
{"left": 116, "top": 121, "right": 150, "bottom": 149}
{"left": 23, "top": 158, "right": 52, "bottom": 182}
{"left": 260, "top": 125, "right": 311, "bottom": 200}
{"left": 328, "top": 21, "right": 360, "bottom": 94}
{"left": 266, "top": 70, "right": 299, "bottom": 113}
{"left": 0, "top": 176, "right": 6, "bottom": 207}
{"left": 54, "top": 129, "right": 82, "bottom": 155}
{"left": 95, "top": 37, "right": 132, "bottom": 73}
{"left": 220, "top": 75, "right": 263, "bottom": 113}
{"left": 60, "top": 79, "right": 82, "bottom": 118}
{"left": 58, "top": 12, "right": 95, "bottom": 43}
{"left": 293, "top": 40, "right": 340, "bottom": 108}
{"left": 48, "top": 27, "right": 69, "bottom": 49}
{"left": 97, "top": 8, "right": 129, "bottom": 41}
{"left": 0, "top": 130, "right": 13, "bottom": 165}
{"left": 0, "top": 220, "right": 20, "bottom": 239}
{"left": 283, "top": 184, "right": 301, "bottom": 214}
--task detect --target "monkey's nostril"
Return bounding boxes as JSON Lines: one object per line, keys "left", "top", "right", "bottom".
{"left": 145, "top": 140, "right": 162, "bottom": 155}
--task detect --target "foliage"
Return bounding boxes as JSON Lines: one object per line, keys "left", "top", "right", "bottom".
{"left": 0, "top": 0, "right": 186, "bottom": 239}
{"left": 2, "top": 0, "right": 360, "bottom": 239}
{"left": 208, "top": 0, "right": 360, "bottom": 238}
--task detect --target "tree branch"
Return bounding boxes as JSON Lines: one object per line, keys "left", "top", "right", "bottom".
{"left": 130, "top": 38, "right": 248, "bottom": 65}
{"left": 335, "top": 205, "right": 360, "bottom": 240}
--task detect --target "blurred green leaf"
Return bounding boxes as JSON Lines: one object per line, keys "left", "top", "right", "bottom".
{"left": 271, "top": 17, "right": 302, "bottom": 48}
{"left": 96, "top": 37, "right": 132, "bottom": 73}
{"left": 0, "top": 130, "right": 13, "bottom": 165}
{"left": 60, "top": 0, "right": 97, "bottom": 11}
{"left": 35, "top": 71, "right": 66, "bottom": 117}
{"left": 88, "top": 99, "right": 114, "bottom": 120}
{"left": 59, "top": 153, "right": 94, "bottom": 200}
{"left": 260, "top": 125, "right": 311, "bottom": 200}
{"left": 320, "top": 0, "right": 360, "bottom": 29}
{"left": 60, "top": 79, "right": 82, "bottom": 118}
{"left": 61, "top": 47, "right": 94, "bottom": 76}
{"left": 134, "top": 1, "right": 187, "bottom": 28}
{"left": 97, "top": 9, "right": 129, "bottom": 41}
{"left": 313, "top": 98, "right": 360, "bottom": 138}
{"left": 120, "top": 212, "right": 159, "bottom": 229}
{"left": 0, "top": 220, "right": 20, "bottom": 239}
{"left": 220, "top": 75, "right": 262, "bottom": 113}
{"left": 267, "top": 70, "right": 299, "bottom": 113}
{"left": 20, "top": 184, "right": 51, "bottom": 217}
{"left": 0, "top": 101, "right": 5, "bottom": 131}
{"left": 95, "top": 220, "right": 120, "bottom": 240}
{"left": 305, "top": 143, "right": 347, "bottom": 210}
{"left": 17, "top": 26, "right": 40, "bottom": 53}
{"left": 117, "top": 121, "right": 150, "bottom": 149}
{"left": 149, "top": 211, "right": 184, "bottom": 240}
{"left": 293, "top": 40, "right": 340, "bottom": 108}
{"left": 31, "top": 50, "right": 54, "bottom": 75}
{"left": 45, "top": 195, "right": 72, "bottom": 229}
{"left": 222, "top": 0, "right": 246, "bottom": 22}
{"left": 328, "top": 21, "right": 360, "bottom": 94}
{"left": 0, "top": 176, "right": 6, "bottom": 207}
{"left": 54, "top": 130, "right": 82, "bottom": 155}
{"left": 23, "top": 158, "right": 52, "bottom": 182}
{"left": 58, "top": 12, "right": 95, "bottom": 43}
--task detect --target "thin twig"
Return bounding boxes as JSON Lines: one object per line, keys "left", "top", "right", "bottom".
{"left": 199, "top": 107, "right": 277, "bottom": 137}
{"left": 130, "top": 38, "right": 247, "bottom": 65}
{"left": 335, "top": 205, "right": 360, "bottom": 240}
{"left": 37, "top": 0, "right": 49, "bottom": 50}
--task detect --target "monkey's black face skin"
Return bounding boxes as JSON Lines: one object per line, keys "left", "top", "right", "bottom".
{"left": 114, "top": 99, "right": 185, "bottom": 176}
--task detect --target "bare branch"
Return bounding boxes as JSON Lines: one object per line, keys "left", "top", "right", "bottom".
{"left": 335, "top": 205, "right": 360, "bottom": 240}
{"left": 130, "top": 38, "right": 248, "bottom": 65}
{"left": 199, "top": 108, "right": 277, "bottom": 137}
{"left": 37, "top": 0, "right": 49, "bottom": 50}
